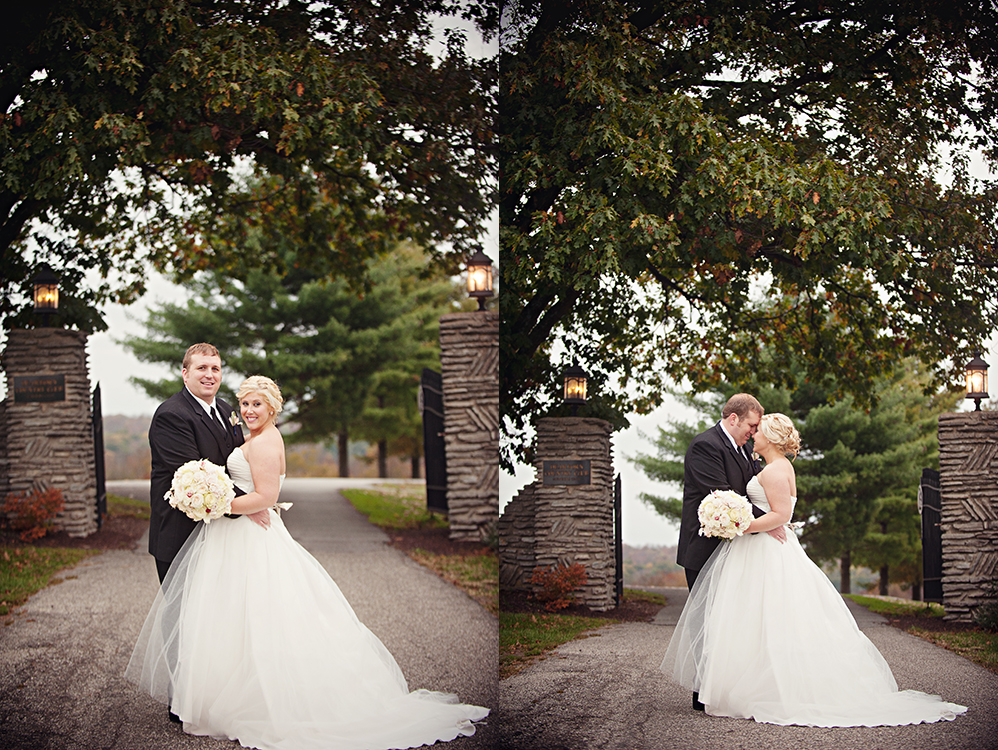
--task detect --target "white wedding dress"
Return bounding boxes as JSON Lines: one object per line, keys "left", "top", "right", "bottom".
{"left": 661, "top": 475, "right": 967, "bottom": 727}
{"left": 126, "top": 447, "right": 488, "bottom": 749}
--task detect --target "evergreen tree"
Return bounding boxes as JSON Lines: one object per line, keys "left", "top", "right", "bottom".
{"left": 630, "top": 360, "right": 959, "bottom": 593}
{"left": 122, "top": 244, "right": 465, "bottom": 476}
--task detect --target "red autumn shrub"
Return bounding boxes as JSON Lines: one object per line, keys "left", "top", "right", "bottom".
{"left": 2, "top": 487, "right": 65, "bottom": 542}
{"left": 528, "top": 562, "right": 588, "bottom": 611}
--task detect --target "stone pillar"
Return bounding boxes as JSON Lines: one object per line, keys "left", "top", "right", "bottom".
{"left": 937, "top": 411, "right": 998, "bottom": 622}
{"left": 1, "top": 329, "right": 98, "bottom": 537}
{"left": 499, "top": 417, "right": 615, "bottom": 611}
{"left": 439, "top": 310, "right": 499, "bottom": 542}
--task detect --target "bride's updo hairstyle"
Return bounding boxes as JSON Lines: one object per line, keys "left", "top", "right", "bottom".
{"left": 237, "top": 376, "right": 284, "bottom": 416}
{"left": 759, "top": 413, "right": 801, "bottom": 459}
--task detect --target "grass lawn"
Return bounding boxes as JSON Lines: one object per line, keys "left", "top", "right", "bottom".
{"left": 1, "top": 547, "right": 100, "bottom": 617}
{"left": 340, "top": 486, "right": 448, "bottom": 530}
{"left": 499, "top": 589, "right": 667, "bottom": 678}
{"left": 1, "top": 492, "right": 144, "bottom": 619}
{"left": 843, "top": 594, "right": 945, "bottom": 618}
{"left": 106, "top": 493, "right": 151, "bottom": 521}
{"left": 341, "top": 485, "right": 496, "bottom": 612}
{"left": 500, "top": 610, "right": 608, "bottom": 679}
{"left": 407, "top": 547, "right": 498, "bottom": 613}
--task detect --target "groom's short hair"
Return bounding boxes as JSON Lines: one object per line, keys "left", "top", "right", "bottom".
{"left": 722, "top": 393, "right": 763, "bottom": 420}
{"left": 182, "top": 342, "right": 220, "bottom": 369}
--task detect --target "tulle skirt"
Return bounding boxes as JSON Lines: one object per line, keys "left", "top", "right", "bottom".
{"left": 125, "top": 512, "right": 488, "bottom": 750}
{"left": 661, "top": 529, "right": 967, "bottom": 727}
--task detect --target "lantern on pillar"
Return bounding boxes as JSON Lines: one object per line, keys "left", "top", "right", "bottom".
{"left": 966, "top": 353, "right": 989, "bottom": 411}
{"left": 32, "top": 263, "right": 60, "bottom": 325}
{"left": 563, "top": 360, "right": 588, "bottom": 416}
{"left": 466, "top": 249, "right": 494, "bottom": 311}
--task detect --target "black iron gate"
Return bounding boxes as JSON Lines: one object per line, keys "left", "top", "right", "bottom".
{"left": 419, "top": 369, "right": 447, "bottom": 514}
{"left": 93, "top": 383, "right": 107, "bottom": 529}
{"left": 919, "top": 467, "right": 943, "bottom": 603}
{"left": 614, "top": 473, "right": 623, "bottom": 607}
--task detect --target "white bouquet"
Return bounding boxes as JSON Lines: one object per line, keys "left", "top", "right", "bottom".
{"left": 697, "top": 489, "right": 754, "bottom": 540}
{"left": 165, "top": 459, "right": 235, "bottom": 523}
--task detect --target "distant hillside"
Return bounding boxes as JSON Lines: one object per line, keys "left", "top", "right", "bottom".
{"left": 102, "top": 415, "right": 151, "bottom": 480}
{"left": 623, "top": 544, "right": 685, "bottom": 588}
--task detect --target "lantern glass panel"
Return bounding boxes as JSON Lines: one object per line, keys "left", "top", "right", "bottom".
{"left": 34, "top": 284, "right": 59, "bottom": 311}
{"left": 564, "top": 375, "right": 587, "bottom": 402}
{"left": 468, "top": 264, "right": 492, "bottom": 295}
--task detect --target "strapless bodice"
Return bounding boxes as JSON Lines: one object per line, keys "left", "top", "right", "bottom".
{"left": 226, "top": 447, "right": 285, "bottom": 494}
{"left": 747, "top": 475, "right": 796, "bottom": 517}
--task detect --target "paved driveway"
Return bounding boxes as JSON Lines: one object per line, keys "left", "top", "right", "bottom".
{"left": 0, "top": 479, "right": 496, "bottom": 750}
{"left": 496, "top": 587, "right": 998, "bottom": 750}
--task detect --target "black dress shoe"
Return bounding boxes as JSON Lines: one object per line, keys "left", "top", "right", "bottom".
{"left": 692, "top": 692, "right": 705, "bottom": 712}
{"left": 169, "top": 709, "right": 182, "bottom": 724}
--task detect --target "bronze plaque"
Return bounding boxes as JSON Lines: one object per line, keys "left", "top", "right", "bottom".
{"left": 13, "top": 374, "right": 66, "bottom": 403}
{"left": 542, "top": 459, "right": 591, "bottom": 485}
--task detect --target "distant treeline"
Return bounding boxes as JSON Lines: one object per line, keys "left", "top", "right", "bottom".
{"left": 101, "top": 415, "right": 418, "bottom": 480}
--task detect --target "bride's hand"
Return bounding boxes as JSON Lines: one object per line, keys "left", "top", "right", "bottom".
{"left": 766, "top": 526, "right": 787, "bottom": 544}
{"left": 247, "top": 509, "right": 271, "bottom": 530}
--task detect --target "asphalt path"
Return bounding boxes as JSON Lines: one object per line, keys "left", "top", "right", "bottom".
{"left": 496, "top": 586, "right": 998, "bottom": 750}
{"left": 0, "top": 478, "right": 497, "bottom": 750}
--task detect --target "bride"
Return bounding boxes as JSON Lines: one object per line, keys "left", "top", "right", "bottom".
{"left": 126, "top": 376, "right": 488, "bottom": 749}
{"left": 662, "top": 412, "right": 967, "bottom": 727}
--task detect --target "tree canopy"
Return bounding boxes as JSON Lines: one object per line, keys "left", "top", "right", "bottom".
{"left": 2, "top": 0, "right": 496, "bottom": 332}
{"left": 500, "top": 0, "right": 998, "bottom": 468}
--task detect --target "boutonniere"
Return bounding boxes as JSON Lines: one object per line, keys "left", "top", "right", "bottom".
{"left": 229, "top": 412, "right": 242, "bottom": 431}
{"left": 752, "top": 452, "right": 760, "bottom": 463}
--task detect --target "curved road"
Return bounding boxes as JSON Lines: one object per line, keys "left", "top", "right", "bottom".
{"left": 0, "top": 479, "right": 496, "bottom": 750}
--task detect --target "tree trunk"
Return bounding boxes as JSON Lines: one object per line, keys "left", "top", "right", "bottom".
{"left": 840, "top": 551, "right": 851, "bottom": 594}
{"left": 411, "top": 453, "right": 421, "bottom": 479}
{"left": 378, "top": 439, "right": 388, "bottom": 478}
{"left": 338, "top": 431, "right": 349, "bottom": 478}
{"left": 879, "top": 564, "right": 889, "bottom": 596}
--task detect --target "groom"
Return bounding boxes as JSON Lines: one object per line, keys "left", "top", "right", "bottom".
{"left": 677, "top": 393, "right": 784, "bottom": 711}
{"left": 147, "top": 343, "right": 261, "bottom": 585}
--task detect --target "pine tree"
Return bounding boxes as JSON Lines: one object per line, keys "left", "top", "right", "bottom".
{"left": 630, "top": 360, "right": 959, "bottom": 594}
{"left": 123, "top": 244, "right": 465, "bottom": 476}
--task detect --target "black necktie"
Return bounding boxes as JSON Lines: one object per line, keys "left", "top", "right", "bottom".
{"left": 210, "top": 406, "right": 228, "bottom": 437}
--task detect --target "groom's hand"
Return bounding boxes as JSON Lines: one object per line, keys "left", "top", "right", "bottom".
{"left": 766, "top": 526, "right": 787, "bottom": 544}
{"left": 247, "top": 509, "right": 271, "bottom": 529}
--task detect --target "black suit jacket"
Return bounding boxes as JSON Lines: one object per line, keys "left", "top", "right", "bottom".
{"left": 148, "top": 388, "right": 245, "bottom": 565}
{"left": 676, "top": 423, "right": 762, "bottom": 572}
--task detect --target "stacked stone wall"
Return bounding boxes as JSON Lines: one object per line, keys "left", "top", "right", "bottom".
{"left": 938, "top": 411, "right": 998, "bottom": 622}
{"left": 0, "top": 400, "right": 8, "bottom": 498}
{"left": 1, "top": 329, "right": 98, "bottom": 537}
{"left": 499, "top": 417, "right": 616, "bottom": 611}
{"left": 439, "top": 311, "right": 498, "bottom": 542}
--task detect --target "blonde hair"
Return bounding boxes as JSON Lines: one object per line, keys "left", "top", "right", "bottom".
{"left": 759, "top": 413, "right": 801, "bottom": 458}
{"left": 236, "top": 376, "right": 284, "bottom": 415}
